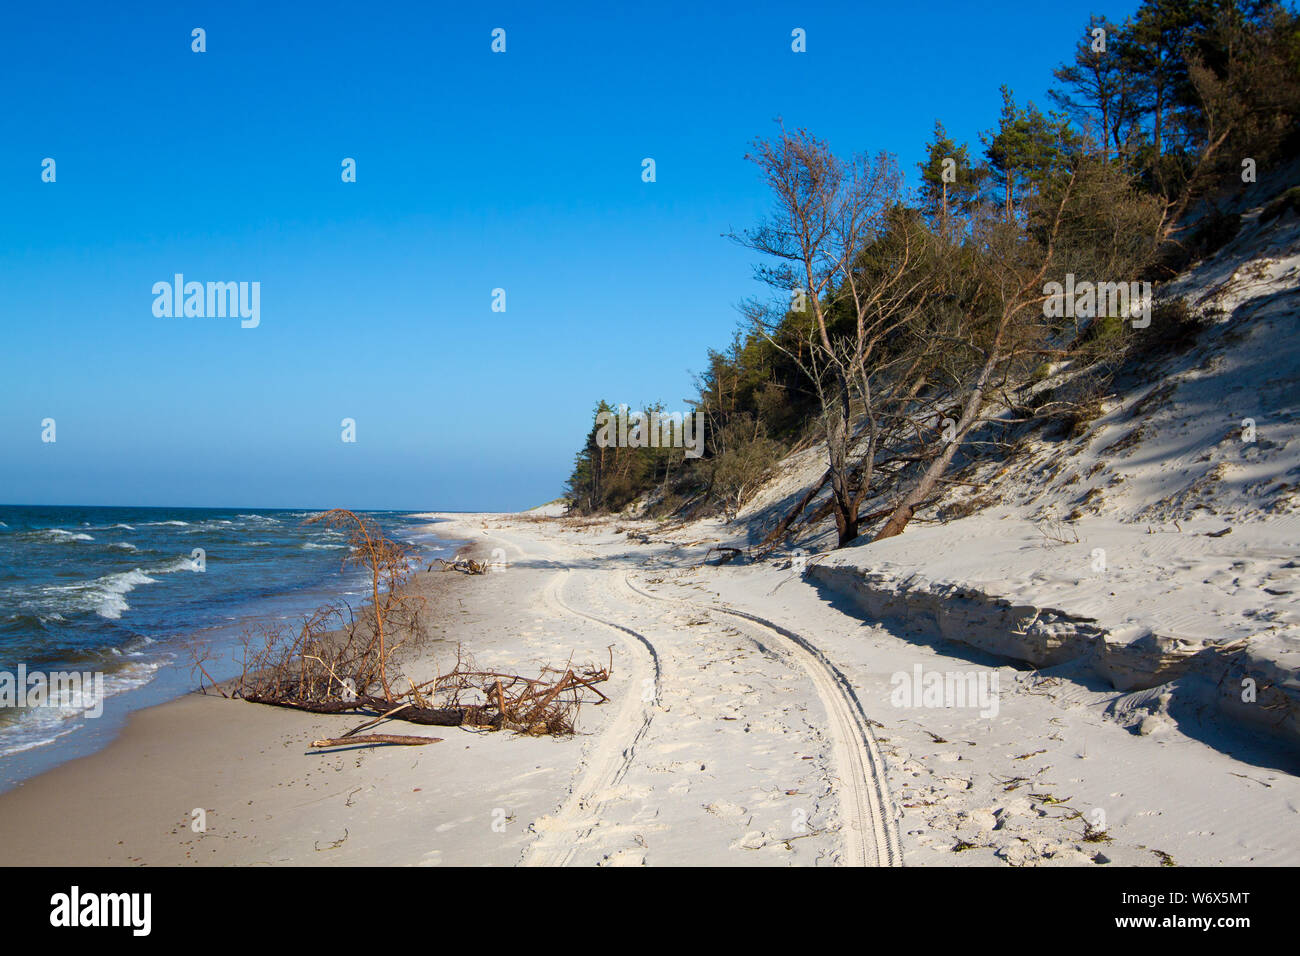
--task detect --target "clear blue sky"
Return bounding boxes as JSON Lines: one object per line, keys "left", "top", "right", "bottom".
{"left": 1, "top": 0, "right": 1139, "bottom": 511}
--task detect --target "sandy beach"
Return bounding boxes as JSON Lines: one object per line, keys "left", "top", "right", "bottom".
{"left": 1, "top": 506, "right": 1295, "bottom": 867}
{"left": 7, "top": 0, "right": 1300, "bottom": 889}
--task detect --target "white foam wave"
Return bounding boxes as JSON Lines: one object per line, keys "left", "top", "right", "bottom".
{"left": 0, "top": 659, "right": 165, "bottom": 758}
{"left": 40, "top": 569, "right": 158, "bottom": 619}
{"left": 31, "top": 529, "right": 94, "bottom": 542}
{"left": 152, "top": 556, "right": 200, "bottom": 574}
{"left": 183, "top": 520, "right": 234, "bottom": 533}
{"left": 237, "top": 514, "right": 281, "bottom": 524}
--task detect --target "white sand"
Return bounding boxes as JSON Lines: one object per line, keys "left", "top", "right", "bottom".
{"left": 0, "top": 506, "right": 1295, "bottom": 865}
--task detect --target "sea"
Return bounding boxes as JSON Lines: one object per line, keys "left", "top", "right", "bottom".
{"left": 0, "top": 505, "right": 459, "bottom": 791}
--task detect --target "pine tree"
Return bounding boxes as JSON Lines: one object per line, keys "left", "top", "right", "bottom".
{"left": 918, "top": 121, "right": 980, "bottom": 233}
{"left": 983, "top": 88, "right": 1078, "bottom": 222}
{"left": 1125, "top": 0, "right": 1204, "bottom": 157}
{"left": 1050, "top": 15, "right": 1131, "bottom": 159}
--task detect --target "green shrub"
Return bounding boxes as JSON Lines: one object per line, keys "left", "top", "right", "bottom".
{"left": 711, "top": 420, "right": 783, "bottom": 520}
{"left": 1262, "top": 186, "right": 1300, "bottom": 223}
{"left": 1188, "top": 209, "right": 1242, "bottom": 260}
{"left": 1129, "top": 299, "right": 1210, "bottom": 361}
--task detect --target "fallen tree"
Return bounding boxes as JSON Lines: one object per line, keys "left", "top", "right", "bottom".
{"left": 429, "top": 557, "right": 493, "bottom": 574}
{"left": 192, "top": 510, "right": 611, "bottom": 740}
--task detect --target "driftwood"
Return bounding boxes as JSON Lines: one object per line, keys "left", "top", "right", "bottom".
{"left": 756, "top": 467, "right": 833, "bottom": 554}
{"left": 428, "top": 557, "right": 491, "bottom": 574}
{"left": 244, "top": 664, "right": 611, "bottom": 736}
{"left": 311, "top": 734, "right": 443, "bottom": 748}
{"left": 193, "top": 510, "right": 612, "bottom": 740}
{"left": 702, "top": 546, "right": 743, "bottom": 566}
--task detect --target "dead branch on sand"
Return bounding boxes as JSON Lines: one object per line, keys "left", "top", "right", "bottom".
{"left": 194, "top": 510, "right": 611, "bottom": 740}
{"left": 311, "top": 734, "right": 443, "bottom": 748}
{"left": 244, "top": 649, "right": 612, "bottom": 736}
{"left": 428, "top": 557, "right": 491, "bottom": 574}
{"left": 701, "top": 546, "right": 743, "bottom": 567}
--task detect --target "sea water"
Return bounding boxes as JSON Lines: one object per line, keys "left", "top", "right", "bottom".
{"left": 0, "top": 505, "right": 457, "bottom": 790}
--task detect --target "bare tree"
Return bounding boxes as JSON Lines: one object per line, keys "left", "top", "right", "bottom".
{"left": 872, "top": 179, "right": 1073, "bottom": 539}
{"left": 733, "top": 124, "right": 932, "bottom": 546}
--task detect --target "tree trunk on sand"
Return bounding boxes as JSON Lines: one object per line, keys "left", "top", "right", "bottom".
{"left": 758, "top": 467, "right": 832, "bottom": 552}
{"left": 832, "top": 482, "right": 859, "bottom": 546}
{"left": 874, "top": 335, "right": 1001, "bottom": 542}
{"left": 826, "top": 375, "right": 861, "bottom": 547}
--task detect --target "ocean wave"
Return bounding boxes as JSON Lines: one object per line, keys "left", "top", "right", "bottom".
{"left": 21, "top": 529, "right": 94, "bottom": 543}
{"left": 237, "top": 514, "right": 282, "bottom": 525}
{"left": 40, "top": 568, "right": 158, "bottom": 619}
{"left": 182, "top": 520, "right": 235, "bottom": 533}
{"left": 0, "top": 507, "right": 422, "bottom": 767}
{"left": 152, "top": 556, "right": 202, "bottom": 574}
{"left": 0, "top": 658, "right": 164, "bottom": 758}
{"left": 0, "top": 610, "right": 66, "bottom": 633}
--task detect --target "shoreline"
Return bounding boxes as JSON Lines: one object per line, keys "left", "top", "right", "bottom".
{"left": 1, "top": 510, "right": 1296, "bottom": 866}
{"left": 0, "top": 515, "right": 601, "bottom": 866}
{"left": 0, "top": 513, "right": 463, "bottom": 797}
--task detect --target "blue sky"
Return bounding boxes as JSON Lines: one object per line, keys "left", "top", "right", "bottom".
{"left": 0, "top": 0, "right": 1139, "bottom": 511}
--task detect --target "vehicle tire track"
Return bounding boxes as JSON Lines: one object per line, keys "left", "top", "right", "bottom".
{"left": 519, "top": 569, "right": 661, "bottom": 867}
{"left": 622, "top": 573, "right": 902, "bottom": 867}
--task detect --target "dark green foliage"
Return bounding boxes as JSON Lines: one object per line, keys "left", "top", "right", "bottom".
{"left": 565, "top": 401, "right": 690, "bottom": 514}
{"left": 562, "top": 0, "right": 1297, "bottom": 520}
{"left": 1188, "top": 208, "right": 1243, "bottom": 259}
{"left": 918, "top": 121, "right": 984, "bottom": 230}
{"left": 1261, "top": 186, "right": 1300, "bottom": 222}
{"left": 1051, "top": 15, "right": 1146, "bottom": 160}
{"left": 982, "top": 86, "right": 1082, "bottom": 220}
{"left": 1128, "top": 298, "right": 1213, "bottom": 361}
{"left": 1074, "top": 314, "right": 1132, "bottom": 354}
{"left": 710, "top": 415, "right": 784, "bottom": 520}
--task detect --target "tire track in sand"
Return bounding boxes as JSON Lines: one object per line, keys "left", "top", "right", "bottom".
{"left": 519, "top": 569, "right": 661, "bottom": 867}
{"left": 622, "top": 573, "right": 901, "bottom": 868}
